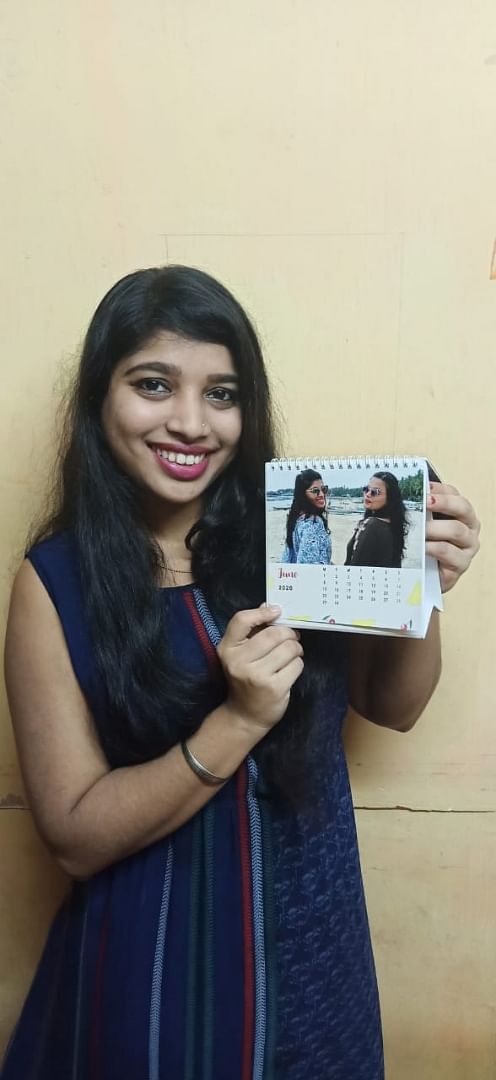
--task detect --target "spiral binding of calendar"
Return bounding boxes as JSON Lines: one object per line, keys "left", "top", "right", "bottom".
{"left": 270, "top": 455, "right": 418, "bottom": 471}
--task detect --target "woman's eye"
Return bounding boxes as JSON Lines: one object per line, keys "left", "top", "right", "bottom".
{"left": 134, "top": 378, "right": 170, "bottom": 395}
{"left": 206, "top": 386, "right": 238, "bottom": 406}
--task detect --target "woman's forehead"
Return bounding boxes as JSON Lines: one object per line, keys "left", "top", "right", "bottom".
{"left": 113, "top": 334, "right": 235, "bottom": 377}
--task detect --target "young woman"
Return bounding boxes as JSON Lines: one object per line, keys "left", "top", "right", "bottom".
{"left": 281, "top": 468, "right": 332, "bottom": 564}
{"left": 2, "top": 266, "right": 479, "bottom": 1080}
{"left": 345, "top": 471, "right": 408, "bottom": 568}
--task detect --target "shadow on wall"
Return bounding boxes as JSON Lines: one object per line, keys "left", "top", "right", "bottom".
{"left": 342, "top": 707, "right": 383, "bottom": 767}
{"left": 382, "top": 1023, "right": 496, "bottom": 1080}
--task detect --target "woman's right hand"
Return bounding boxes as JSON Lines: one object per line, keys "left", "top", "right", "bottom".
{"left": 217, "top": 605, "right": 304, "bottom": 734}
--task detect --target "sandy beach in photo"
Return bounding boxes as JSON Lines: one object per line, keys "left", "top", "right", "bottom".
{"left": 267, "top": 503, "right": 424, "bottom": 567}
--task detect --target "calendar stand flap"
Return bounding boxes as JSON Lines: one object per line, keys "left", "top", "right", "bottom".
{"left": 419, "top": 554, "right": 444, "bottom": 637}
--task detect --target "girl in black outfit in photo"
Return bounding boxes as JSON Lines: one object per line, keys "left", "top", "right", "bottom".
{"left": 345, "top": 472, "right": 408, "bottom": 569}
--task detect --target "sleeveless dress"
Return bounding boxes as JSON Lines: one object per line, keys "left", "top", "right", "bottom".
{"left": 1, "top": 534, "right": 384, "bottom": 1080}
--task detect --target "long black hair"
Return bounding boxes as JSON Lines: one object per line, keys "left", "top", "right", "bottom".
{"left": 31, "top": 265, "right": 342, "bottom": 802}
{"left": 364, "top": 471, "right": 408, "bottom": 564}
{"left": 285, "top": 469, "right": 329, "bottom": 549}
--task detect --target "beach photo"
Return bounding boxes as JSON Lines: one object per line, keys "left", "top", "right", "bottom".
{"left": 267, "top": 459, "right": 425, "bottom": 569}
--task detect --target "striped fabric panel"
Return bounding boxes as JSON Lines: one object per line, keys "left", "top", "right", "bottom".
{"left": 201, "top": 803, "right": 216, "bottom": 1080}
{"left": 183, "top": 592, "right": 221, "bottom": 1080}
{"left": 191, "top": 586, "right": 271, "bottom": 1080}
{"left": 246, "top": 757, "right": 267, "bottom": 1080}
{"left": 237, "top": 765, "right": 256, "bottom": 1080}
{"left": 184, "top": 817, "right": 202, "bottom": 1080}
{"left": 259, "top": 795, "right": 278, "bottom": 1080}
{"left": 71, "top": 900, "right": 89, "bottom": 1080}
{"left": 89, "top": 896, "right": 112, "bottom": 1080}
{"left": 191, "top": 588, "right": 224, "bottom": 647}
{"left": 27, "top": 904, "right": 71, "bottom": 1080}
{"left": 184, "top": 591, "right": 220, "bottom": 675}
{"left": 148, "top": 844, "right": 174, "bottom": 1080}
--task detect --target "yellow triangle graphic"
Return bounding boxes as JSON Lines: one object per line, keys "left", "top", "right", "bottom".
{"left": 407, "top": 581, "right": 422, "bottom": 606}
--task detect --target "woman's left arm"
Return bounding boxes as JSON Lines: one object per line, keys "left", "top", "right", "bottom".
{"left": 348, "top": 483, "right": 480, "bottom": 731}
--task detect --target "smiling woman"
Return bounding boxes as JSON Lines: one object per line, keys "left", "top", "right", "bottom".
{"left": 1, "top": 264, "right": 479, "bottom": 1080}
{"left": 101, "top": 335, "right": 243, "bottom": 552}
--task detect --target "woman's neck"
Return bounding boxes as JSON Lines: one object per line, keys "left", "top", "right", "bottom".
{"left": 141, "top": 494, "right": 202, "bottom": 574}
{"left": 366, "top": 511, "right": 390, "bottom": 522}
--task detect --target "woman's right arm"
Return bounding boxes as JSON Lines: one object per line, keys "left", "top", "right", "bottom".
{"left": 5, "top": 562, "right": 303, "bottom": 880}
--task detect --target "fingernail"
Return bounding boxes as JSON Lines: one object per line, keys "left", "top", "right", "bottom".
{"left": 428, "top": 494, "right": 436, "bottom": 506}
{"left": 268, "top": 604, "right": 281, "bottom": 612}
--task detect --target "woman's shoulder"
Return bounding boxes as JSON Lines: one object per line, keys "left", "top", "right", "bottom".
{"left": 27, "top": 529, "right": 78, "bottom": 570}
{"left": 296, "top": 514, "right": 325, "bottom": 532}
{"left": 26, "top": 531, "right": 81, "bottom": 608}
{"left": 364, "top": 516, "right": 390, "bottom": 529}
{"left": 28, "top": 528, "right": 75, "bottom": 556}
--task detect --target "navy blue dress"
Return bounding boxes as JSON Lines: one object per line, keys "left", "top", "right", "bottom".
{"left": 1, "top": 534, "right": 384, "bottom": 1079}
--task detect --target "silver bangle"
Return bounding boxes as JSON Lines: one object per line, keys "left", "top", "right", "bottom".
{"left": 181, "top": 741, "right": 228, "bottom": 787}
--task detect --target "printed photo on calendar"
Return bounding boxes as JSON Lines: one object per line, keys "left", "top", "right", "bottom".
{"left": 265, "top": 457, "right": 441, "bottom": 638}
{"left": 268, "top": 461, "right": 424, "bottom": 568}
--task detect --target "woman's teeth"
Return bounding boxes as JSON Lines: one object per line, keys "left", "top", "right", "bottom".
{"left": 153, "top": 447, "right": 206, "bottom": 466}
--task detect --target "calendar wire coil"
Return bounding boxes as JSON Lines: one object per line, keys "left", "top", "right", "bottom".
{"left": 270, "top": 455, "right": 418, "bottom": 471}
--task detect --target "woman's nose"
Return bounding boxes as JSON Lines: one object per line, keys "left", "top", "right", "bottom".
{"left": 165, "top": 395, "right": 210, "bottom": 441}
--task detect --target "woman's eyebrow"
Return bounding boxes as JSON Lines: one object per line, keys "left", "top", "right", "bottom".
{"left": 124, "top": 360, "right": 239, "bottom": 384}
{"left": 124, "top": 360, "right": 180, "bottom": 376}
{"left": 204, "top": 373, "right": 239, "bottom": 384}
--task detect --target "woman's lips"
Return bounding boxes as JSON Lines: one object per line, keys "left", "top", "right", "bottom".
{"left": 148, "top": 444, "right": 211, "bottom": 481}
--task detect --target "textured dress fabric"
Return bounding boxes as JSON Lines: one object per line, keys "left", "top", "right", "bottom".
{"left": 281, "top": 515, "right": 332, "bottom": 564}
{"left": 1, "top": 534, "right": 384, "bottom": 1080}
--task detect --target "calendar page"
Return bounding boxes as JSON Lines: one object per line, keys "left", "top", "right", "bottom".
{"left": 265, "top": 456, "right": 442, "bottom": 638}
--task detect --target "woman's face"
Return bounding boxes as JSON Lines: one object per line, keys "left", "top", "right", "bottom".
{"left": 101, "top": 332, "right": 242, "bottom": 519}
{"left": 305, "top": 478, "right": 327, "bottom": 512}
{"left": 363, "top": 476, "right": 387, "bottom": 512}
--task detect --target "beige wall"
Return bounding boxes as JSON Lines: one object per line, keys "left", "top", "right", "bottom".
{"left": 1, "top": 2, "right": 495, "bottom": 1075}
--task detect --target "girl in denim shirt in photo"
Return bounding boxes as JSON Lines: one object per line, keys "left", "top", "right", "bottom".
{"left": 282, "top": 469, "right": 332, "bottom": 564}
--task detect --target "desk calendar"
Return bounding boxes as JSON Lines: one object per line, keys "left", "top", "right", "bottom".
{"left": 265, "top": 455, "right": 442, "bottom": 638}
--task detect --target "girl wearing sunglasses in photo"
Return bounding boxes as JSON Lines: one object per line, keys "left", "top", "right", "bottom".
{"left": 281, "top": 468, "right": 332, "bottom": 564}
{"left": 345, "top": 472, "right": 408, "bottom": 568}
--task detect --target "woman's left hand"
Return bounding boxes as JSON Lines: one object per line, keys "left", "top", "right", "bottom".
{"left": 426, "top": 482, "right": 480, "bottom": 593}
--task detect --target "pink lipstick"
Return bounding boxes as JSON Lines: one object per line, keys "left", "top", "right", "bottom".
{"left": 148, "top": 443, "right": 211, "bottom": 482}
